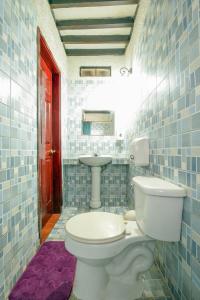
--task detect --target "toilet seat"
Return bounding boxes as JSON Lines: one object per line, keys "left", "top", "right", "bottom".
{"left": 65, "top": 212, "right": 126, "bottom": 244}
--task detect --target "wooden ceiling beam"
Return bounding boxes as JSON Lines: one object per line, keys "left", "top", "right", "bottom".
{"left": 66, "top": 48, "right": 125, "bottom": 56}
{"left": 61, "top": 35, "right": 130, "bottom": 44}
{"left": 56, "top": 17, "right": 134, "bottom": 30}
{"left": 49, "top": 0, "right": 139, "bottom": 9}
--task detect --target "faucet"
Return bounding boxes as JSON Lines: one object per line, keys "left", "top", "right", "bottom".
{"left": 93, "top": 153, "right": 98, "bottom": 157}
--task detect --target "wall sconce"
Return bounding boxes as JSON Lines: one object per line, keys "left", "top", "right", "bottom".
{"left": 120, "top": 67, "right": 132, "bottom": 76}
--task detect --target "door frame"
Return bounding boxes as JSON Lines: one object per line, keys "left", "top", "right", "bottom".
{"left": 37, "top": 28, "right": 62, "bottom": 241}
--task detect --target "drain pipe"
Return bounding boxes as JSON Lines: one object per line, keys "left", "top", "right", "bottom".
{"left": 106, "top": 244, "right": 154, "bottom": 280}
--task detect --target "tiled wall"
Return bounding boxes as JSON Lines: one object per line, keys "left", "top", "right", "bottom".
{"left": 65, "top": 60, "right": 132, "bottom": 208}
{"left": 63, "top": 163, "right": 128, "bottom": 207}
{"left": 66, "top": 79, "right": 128, "bottom": 158}
{"left": 65, "top": 77, "right": 130, "bottom": 208}
{"left": 0, "top": 0, "right": 69, "bottom": 298}
{"left": 0, "top": 1, "right": 38, "bottom": 298}
{"left": 127, "top": 0, "right": 200, "bottom": 299}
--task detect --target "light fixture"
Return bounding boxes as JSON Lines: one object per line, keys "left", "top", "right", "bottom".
{"left": 120, "top": 67, "right": 132, "bottom": 76}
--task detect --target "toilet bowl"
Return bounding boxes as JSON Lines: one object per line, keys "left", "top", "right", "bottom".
{"left": 65, "top": 176, "right": 186, "bottom": 300}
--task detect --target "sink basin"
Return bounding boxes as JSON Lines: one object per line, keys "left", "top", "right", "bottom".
{"left": 79, "top": 155, "right": 112, "bottom": 167}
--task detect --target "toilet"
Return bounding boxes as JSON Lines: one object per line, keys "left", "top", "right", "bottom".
{"left": 65, "top": 176, "right": 186, "bottom": 300}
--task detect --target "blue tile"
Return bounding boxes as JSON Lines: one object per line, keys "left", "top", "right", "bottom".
{"left": 178, "top": 96, "right": 186, "bottom": 111}
{"left": 192, "top": 240, "right": 197, "bottom": 257}
{"left": 192, "top": 200, "right": 200, "bottom": 235}
{"left": 182, "top": 117, "right": 192, "bottom": 132}
{"left": 195, "top": 67, "right": 200, "bottom": 86}
{"left": 192, "top": 257, "right": 200, "bottom": 287}
{"left": 192, "top": 131, "right": 200, "bottom": 146}
{"left": 192, "top": 174, "right": 196, "bottom": 189}
{"left": 192, "top": 112, "right": 200, "bottom": 130}
{"left": 182, "top": 133, "right": 191, "bottom": 147}
{"left": 189, "top": 25, "right": 199, "bottom": 45}
{"left": 197, "top": 246, "right": 200, "bottom": 262}
{"left": 187, "top": 251, "right": 191, "bottom": 266}
{"left": 191, "top": 277, "right": 200, "bottom": 300}
{"left": 182, "top": 266, "right": 191, "bottom": 299}
{"left": 192, "top": 157, "right": 197, "bottom": 172}
{"left": 197, "top": 158, "right": 200, "bottom": 173}
{"left": 179, "top": 243, "right": 186, "bottom": 260}
{"left": 179, "top": 171, "right": 187, "bottom": 185}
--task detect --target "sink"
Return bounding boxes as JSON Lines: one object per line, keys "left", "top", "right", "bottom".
{"left": 79, "top": 155, "right": 112, "bottom": 208}
{"left": 79, "top": 155, "right": 112, "bottom": 167}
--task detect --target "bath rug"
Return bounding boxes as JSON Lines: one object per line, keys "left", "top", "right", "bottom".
{"left": 9, "top": 241, "right": 76, "bottom": 300}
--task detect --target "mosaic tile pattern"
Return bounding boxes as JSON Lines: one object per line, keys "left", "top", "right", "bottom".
{"left": 66, "top": 79, "right": 128, "bottom": 158}
{"left": 48, "top": 207, "right": 172, "bottom": 300}
{"left": 63, "top": 163, "right": 128, "bottom": 207}
{"left": 0, "top": 1, "right": 38, "bottom": 299}
{"left": 61, "top": 73, "right": 69, "bottom": 158}
{"left": 0, "top": 0, "right": 12, "bottom": 75}
{"left": 128, "top": 0, "right": 200, "bottom": 299}
{"left": 90, "top": 122, "right": 114, "bottom": 136}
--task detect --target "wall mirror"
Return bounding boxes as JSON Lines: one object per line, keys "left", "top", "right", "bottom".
{"left": 82, "top": 110, "right": 115, "bottom": 136}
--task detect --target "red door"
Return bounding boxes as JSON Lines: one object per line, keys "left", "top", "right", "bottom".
{"left": 39, "top": 57, "right": 54, "bottom": 226}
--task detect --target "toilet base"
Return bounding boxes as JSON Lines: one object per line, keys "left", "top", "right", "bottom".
{"left": 103, "top": 277, "right": 143, "bottom": 300}
{"left": 72, "top": 243, "right": 154, "bottom": 300}
{"left": 73, "top": 258, "right": 109, "bottom": 300}
{"left": 73, "top": 260, "right": 144, "bottom": 300}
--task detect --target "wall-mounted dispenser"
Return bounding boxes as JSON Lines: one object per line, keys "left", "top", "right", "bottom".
{"left": 130, "top": 137, "right": 149, "bottom": 166}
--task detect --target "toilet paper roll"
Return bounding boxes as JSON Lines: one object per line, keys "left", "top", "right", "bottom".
{"left": 123, "top": 210, "right": 136, "bottom": 221}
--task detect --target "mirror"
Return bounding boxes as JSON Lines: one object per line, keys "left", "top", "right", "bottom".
{"left": 82, "top": 110, "right": 115, "bottom": 136}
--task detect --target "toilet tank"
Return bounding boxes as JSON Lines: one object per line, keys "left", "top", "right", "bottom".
{"left": 132, "top": 176, "right": 186, "bottom": 242}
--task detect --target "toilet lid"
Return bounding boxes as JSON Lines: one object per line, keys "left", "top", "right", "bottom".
{"left": 65, "top": 212, "right": 125, "bottom": 244}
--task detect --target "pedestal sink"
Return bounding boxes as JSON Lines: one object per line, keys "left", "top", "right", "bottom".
{"left": 79, "top": 155, "right": 112, "bottom": 208}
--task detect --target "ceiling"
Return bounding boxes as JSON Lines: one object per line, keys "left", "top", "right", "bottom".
{"left": 48, "top": 0, "right": 140, "bottom": 56}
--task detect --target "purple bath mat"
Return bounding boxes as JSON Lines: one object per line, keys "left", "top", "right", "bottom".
{"left": 9, "top": 241, "right": 76, "bottom": 300}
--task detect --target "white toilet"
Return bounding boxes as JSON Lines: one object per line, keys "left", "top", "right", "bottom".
{"left": 65, "top": 176, "right": 186, "bottom": 300}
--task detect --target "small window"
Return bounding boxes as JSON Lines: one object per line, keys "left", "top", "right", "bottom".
{"left": 80, "top": 66, "right": 111, "bottom": 77}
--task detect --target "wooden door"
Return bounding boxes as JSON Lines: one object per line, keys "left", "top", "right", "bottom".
{"left": 39, "top": 57, "right": 54, "bottom": 226}
{"left": 38, "top": 30, "right": 62, "bottom": 241}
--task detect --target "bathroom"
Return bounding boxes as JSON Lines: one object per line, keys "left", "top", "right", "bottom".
{"left": 1, "top": 0, "right": 200, "bottom": 299}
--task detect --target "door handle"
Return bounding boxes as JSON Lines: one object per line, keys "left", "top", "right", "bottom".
{"left": 49, "top": 149, "right": 56, "bottom": 155}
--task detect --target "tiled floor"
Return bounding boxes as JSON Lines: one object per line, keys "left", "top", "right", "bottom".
{"left": 48, "top": 207, "right": 173, "bottom": 300}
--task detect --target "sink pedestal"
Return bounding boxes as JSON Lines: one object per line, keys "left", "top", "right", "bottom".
{"left": 79, "top": 155, "right": 112, "bottom": 208}
{"left": 90, "top": 167, "right": 101, "bottom": 208}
